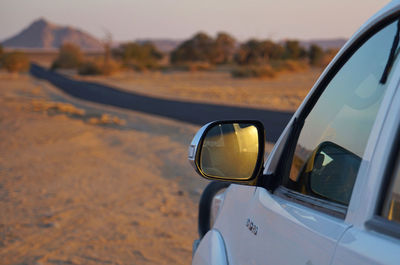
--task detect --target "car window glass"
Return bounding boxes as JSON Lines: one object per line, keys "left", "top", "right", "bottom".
{"left": 382, "top": 157, "right": 400, "bottom": 223}
{"left": 284, "top": 20, "right": 400, "bottom": 206}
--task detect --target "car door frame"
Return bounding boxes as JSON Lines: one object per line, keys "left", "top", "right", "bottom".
{"left": 264, "top": 3, "right": 400, "bottom": 182}
{"left": 263, "top": 5, "right": 400, "bottom": 219}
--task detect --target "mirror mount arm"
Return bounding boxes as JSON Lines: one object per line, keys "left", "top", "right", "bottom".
{"left": 256, "top": 173, "right": 279, "bottom": 191}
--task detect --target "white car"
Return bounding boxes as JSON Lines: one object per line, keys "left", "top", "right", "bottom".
{"left": 188, "top": 1, "right": 400, "bottom": 264}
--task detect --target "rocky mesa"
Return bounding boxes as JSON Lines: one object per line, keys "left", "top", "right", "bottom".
{"left": 2, "top": 18, "right": 103, "bottom": 51}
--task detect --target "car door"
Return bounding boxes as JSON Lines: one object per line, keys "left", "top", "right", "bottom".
{"left": 213, "top": 11, "right": 400, "bottom": 265}
{"left": 331, "top": 78, "right": 400, "bottom": 265}
{"left": 331, "top": 142, "right": 400, "bottom": 265}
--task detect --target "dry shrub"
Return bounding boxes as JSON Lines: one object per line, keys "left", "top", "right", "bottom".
{"left": 275, "top": 60, "right": 309, "bottom": 72}
{"left": 88, "top": 114, "right": 126, "bottom": 126}
{"left": 101, "top": 59, "right": 121, "bottom": 75}
{"left": 231, "top": 65, "right": 277, "bottom": 78}
{"left": 77, "top": 61, "right": 102, "bottom": 75}
{"left": 32, "top": 99, "right": 125, "bottom": 126}
{"left": 187, "top": 62, "right": 214, "bottom": 71}
{"left": 32, "top": 100, "right": 85, "bottom": 116}
{"left": 171, "top": 62, "right": 214, "bottom": 72}
{"left": 113, "top": 42, "right": 163, "bottom": 71}
{"left": 51, "top": 43, "right": 83, "bottom": 69}
{"left": 2, "top": 51, "right": 30, "bottom": 73}
{"left": 122, "top": 61, "right": 160, "bottom": 72}
{"left": 78, "top": 59, "right": 120, "bottom": 76}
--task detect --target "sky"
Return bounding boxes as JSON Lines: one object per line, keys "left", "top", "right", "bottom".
{"left": 0, "top": 0, "right": 391, "bottom": 42}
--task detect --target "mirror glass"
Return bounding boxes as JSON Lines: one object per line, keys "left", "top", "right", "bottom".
{"left": 200, "top": 123, "right": 260, "bottom": 180}
{"left": 308, "top": 142, "right": 361, "bottom": 205}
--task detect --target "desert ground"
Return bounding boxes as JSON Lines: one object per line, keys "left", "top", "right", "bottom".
{"left": 78, "top": 68, "right": 322, "bottom": 112}
{"left": 0, "top": 68, "right": 320, "bottom": 265}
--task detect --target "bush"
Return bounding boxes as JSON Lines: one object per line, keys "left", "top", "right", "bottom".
{"left": 279, "top": 60, "right": 309, "bottom": 72}
{"left": 78, "top": 61, "right": 102, "bottom": 75}
{"left": 186, "top": 62, "right": 214, "bottom": 71}
{"left": 283, "top": 40, "right": 307, "bottom": 60}
{"left": 171, "top": 32, "right": 236, "bottom": 65}
{"left": 235, "top": 39, "right": 284, "bottom": 65}
{"left": 113, "top": 42, "right": 163, "bottom": 71}
{"left": 230, "top": 59, "right": 309, "bottom": 78}
{"left": 211, "top": 32, "right": 236, "bottom": 64}
{"left": 231, "top": 65, "right": 277, "bottom": 78}
{"left": 100, "top": 59, "right": 121, "bottom": 75}
{"left": 2, "top": 51, "right": 30, "bottom": 73}
{"left": 78, "top": 59, "right": 120, "bottom": 76}
{"left": 308, "top": 44, "right": 325, "bottom": 66}
{"left": 52, "top": 43, "right": 83, "bottom": 69}
{"left": 123, "top": 60, "right": 160, "bottom": 72}
{"left": 170, "top": 62, "right": 214, "bottom": 72}
{"left": 0, "top": 44, "right": 3, "bottom": 69}
{"left": 170, "top": 32, "right": 214, "bottom": 64}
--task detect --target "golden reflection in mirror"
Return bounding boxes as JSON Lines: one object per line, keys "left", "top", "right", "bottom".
{"left": 200, "top": 123, "right": 259, "bottom": 180}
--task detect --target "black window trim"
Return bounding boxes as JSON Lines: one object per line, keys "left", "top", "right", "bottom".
{"left": 271, "top": 11, "right": 400, "bottom": 220}
{"left": 366, "top": 217, "right": 400, "bottom": 239}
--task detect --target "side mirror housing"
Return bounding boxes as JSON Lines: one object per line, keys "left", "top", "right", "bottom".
{"left": 188, "top": 120, "right": 265, "bottom": 185}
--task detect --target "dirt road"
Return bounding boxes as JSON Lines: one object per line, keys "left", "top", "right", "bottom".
{"left": 30, "top": 64, "right": 293, "bottom": 142}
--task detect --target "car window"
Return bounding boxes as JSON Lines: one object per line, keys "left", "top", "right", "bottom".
{"left": 382, "top": 156, "right": 400, "bottom": 223}
{"left": 283, "top": 19, "right": 400, "bottom": 206}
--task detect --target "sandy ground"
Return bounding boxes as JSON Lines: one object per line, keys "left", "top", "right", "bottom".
{"left": 78, "top": 69, "right": 322, "bottom": 112}
{"left": 0, "top": 69, "right": 317, "bottom": 265}
{"left": 0, "top": 73, "right": 212, "bottom": 265}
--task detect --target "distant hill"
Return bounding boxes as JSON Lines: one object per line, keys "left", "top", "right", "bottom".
{"left": 2, "top": 18, "right": 103, "bottom": 51}
{"left": 136, "top": 39, "right": 183, "bottom": 53}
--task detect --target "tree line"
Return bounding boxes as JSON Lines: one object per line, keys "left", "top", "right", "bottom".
{"left": 0, "top": 31, "right": 338, "bottom": 77}
{"left": 170, "top": 31, "right": 333, "bottom": 68}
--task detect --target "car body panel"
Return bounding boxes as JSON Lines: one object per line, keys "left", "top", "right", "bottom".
{"left": 210, "top": 184, "right": 256, "bottom": 264}
{"left": 332, "top": 227, "right": 400, "bottom": 265}
{"left": 192, "top": 229, "right": 229, "bottom": 265}
{"left": 330, "top": 54, "right": 400, "bottom": 265}
{"left": 228, "top": 188, "right": 351, "bottom": 265}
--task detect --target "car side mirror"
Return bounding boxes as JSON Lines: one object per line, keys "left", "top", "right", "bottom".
{"left": 188, "top": 120, "right": 265, "bottom": 184}
{"left": 308, "top": 141, "right": 362, "bottom": 205}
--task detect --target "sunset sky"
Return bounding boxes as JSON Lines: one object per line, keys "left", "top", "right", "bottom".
{"left": 0, "top": 0, "right": 390, "bottom": 42}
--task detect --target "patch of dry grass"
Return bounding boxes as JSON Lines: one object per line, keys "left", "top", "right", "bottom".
{"left": 231, "top": 60, "right": 310, "bottom": 79}
{"left": 231, "top": 65, "right": 277, "bottom": 78}
{"left": 32, "top": 99, "right": 85, "bottom": 116}
{"left": 31, "top": 99, "right": 126, "bottom": 126}
{"left": 87, "top": 113, "right": 126, "bottom": 126}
